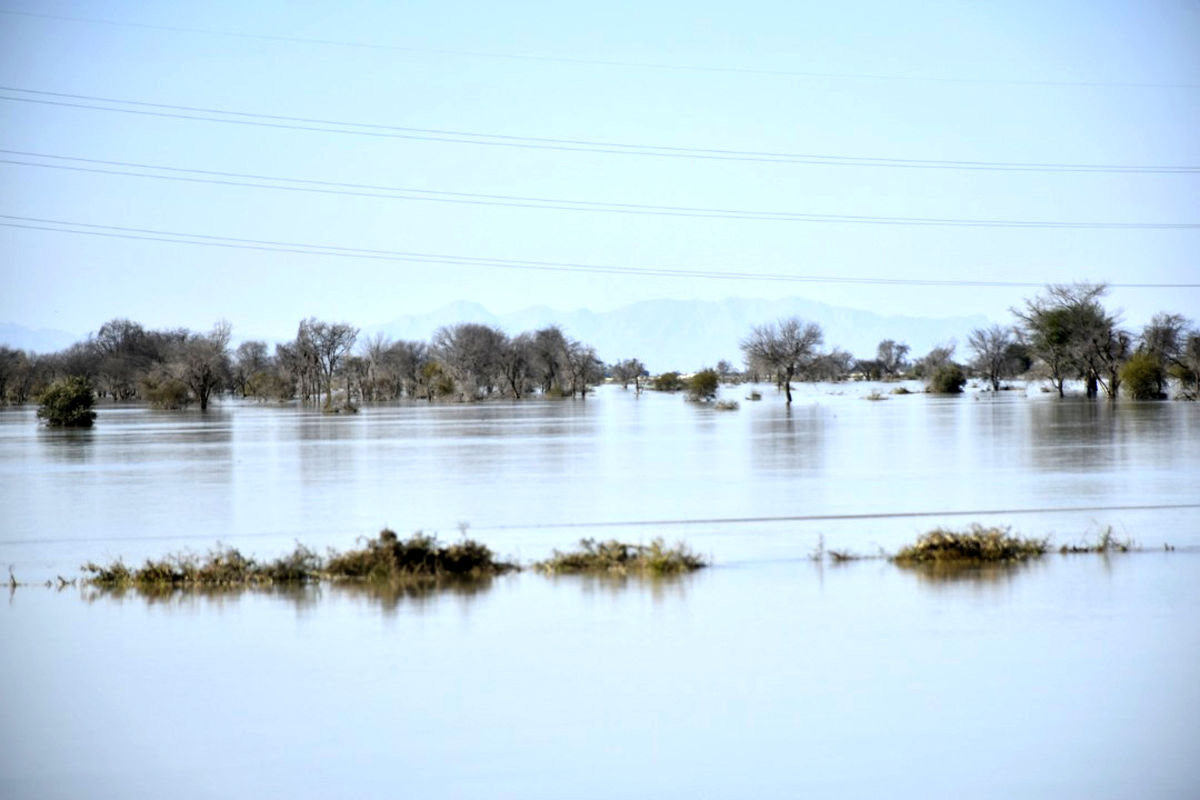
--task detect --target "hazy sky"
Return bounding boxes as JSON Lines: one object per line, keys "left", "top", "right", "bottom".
{"left": 1, "top": 0, "right": 1197, "bottom": 341}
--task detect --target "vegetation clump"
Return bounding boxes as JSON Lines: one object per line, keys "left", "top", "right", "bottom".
{"left": 928, "top": 363, "right": 967, "bottom": 394}
{"left": 82, "top": 531, "right": 515, "bottom": 589}
{"left": 325, "top": 529, "right": 515, "bottom": 580}
{"left": 535, "top": 538, "right": 706, "bottom": 576}
{"left": 714, "top": 400, "right": 739, "bottom": 411}
{"left": 892, "top": 525, "right": 1047, "bottom": 564}
{"left": 686, "top": 368, "right": 720, "bottom": 402}
{"left": 1058, "top": 526, "right": 1135, "bottom": 554}
{"left": 36, "top": 376, "right": 97, "bottom": 427}
{"left": 653, "top": 372, "right": 685, "bottom": 392}
{"left": 1119, "top": 351, "right": 1167, "bottom": 400}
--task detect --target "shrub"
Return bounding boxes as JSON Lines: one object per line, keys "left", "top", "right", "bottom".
{"left": 653, "top": 372, "right": 685, "bottom": 392}
{"left": 36, "top": 376, "right": 97, "bottom": 427}
{"left": 141, "top": 373, "right": 191, "bottom": 409}
{"left": 893, "top": 525, "right": 1047, "bottom": 563}
{"left": 1120, "top": 351, "right": 1166, "bottom": 400}
{"left": 686, "top": 368, "right": 720, "bottom": 401}
{"left": 928, "top": 363, "right": 966, "bottom": 394}
{"left": 535, "top": 538, "right": 706, "bottom": 575}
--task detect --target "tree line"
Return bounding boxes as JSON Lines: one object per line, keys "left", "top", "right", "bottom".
{"left": 5, "top": 282, "right": 1197, "bottom": 411}
{"left": 737, "top": 282, "right": 1199, "bottom": 402}
{"left": 0, "top": 318, "right": 613, "bottom": 410}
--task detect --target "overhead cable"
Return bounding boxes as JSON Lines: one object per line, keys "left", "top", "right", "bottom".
{"left": 2, "top": 9, "right": 1197, "bottom": 90}
{"left": 2, "top": 87, "right": 1197, "bottom": 173}
{"left": 2, "top": 214, "right": 1197, "bottom": 288}
{"left": 3, "top": 152, "right": 1195, "bottom": 228}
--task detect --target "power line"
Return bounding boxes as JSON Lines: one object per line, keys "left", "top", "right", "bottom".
{"left": 2, "top": 502, "right": 1195, "bottom": 547}
{"left": 472, "top": 503, "right": 1200, "bottom": 531}
{"left": 2, "top": 214, "right": 1197, "bottom": 288}
{"left": 3, "top": 8, "right": 1197, "bottom": 91}
{"left": 4, "top": 151, "right": 1195, "bottom": 229}
{"left": 3, "top": 87, "right": 1197, "bottom": 174}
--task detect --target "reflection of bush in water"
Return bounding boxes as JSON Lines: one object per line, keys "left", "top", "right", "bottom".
{"left": 894, "top": 558, "right": 1040, "bottom": 586}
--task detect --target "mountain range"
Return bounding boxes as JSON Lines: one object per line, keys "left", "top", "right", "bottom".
{"left": 364, "top": 297, "right": 992, "bottom": 373}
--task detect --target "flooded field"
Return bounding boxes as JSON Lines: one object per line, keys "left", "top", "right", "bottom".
{"left": 2, "top": 384, "right": 1198, "bottom": 797}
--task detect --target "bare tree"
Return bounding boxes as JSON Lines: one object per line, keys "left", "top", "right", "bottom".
{"left": 564, "top": 340, "right": 604, "bottom": 398}
{"left": 532, "top": 326, "right": 569, "bottom": 395}
{"left": 498, "top": 332, "right": 535, "bottom": 398}
{"left": 612, "top": 358, "right": 647, "bottom": 393}
{"left": 299, "top": 318, "right": 358, "bottom": 409}
{"left": 232, "top": 340, "right": 269, "bottom": 397}
{"left": 739, "top": 317, "right": 824, "bottom": 404}
{"left": 432, "top": 323, "right": 507, "bottom": 399}
{"left": 968, "top": 325, "right": 1016, "bottom": 391}
{"left": 876, "top": 339, "right": 911, "bottom": 378}
{"left": 175, "top": 321, "right": 232, "bottom": 411}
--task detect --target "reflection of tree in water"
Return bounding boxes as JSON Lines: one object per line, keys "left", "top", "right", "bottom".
{"left": 37, "top": 426, "right": 96, "bottom": 463}
{"left": 79, "top": 576, "right": 500, "bottom": 615}
{"left": 750, "top": 405, "right": 827, "bottom": 474}
{"left": 546, "top": 571, "right": 696, "bottom": 602}
{"left": 335, "top": 575, "right": 500, "bottom": 614}
{"left": 80, "top": 582, "right": 323, "bottom": 612}
{"left": 893, "top": 558, "right": 1043, "bottom": 590}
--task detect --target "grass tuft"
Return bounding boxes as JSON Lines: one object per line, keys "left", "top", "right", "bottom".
{"left": 893, "top": 525, "right": 1047, "bottom": 564}
{"left": 1058, "top": 526, "right": 1135, "bottom": 554}
{"left": 535, "top": 538, "right": 706, "bottom": 576}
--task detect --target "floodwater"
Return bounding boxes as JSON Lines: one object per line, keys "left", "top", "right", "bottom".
{"left": 2, "top": 383, "right": 1198, "bottom": 798}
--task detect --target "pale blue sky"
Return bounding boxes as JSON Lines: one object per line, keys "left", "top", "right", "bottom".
{"left": 1, "top": 0, "right": 1197, "bottom": 342}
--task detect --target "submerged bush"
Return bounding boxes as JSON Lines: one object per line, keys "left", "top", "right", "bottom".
{"left": 82, "top": 532, "right": 514, "bottom": 589}
{"left": 653, "top": 372, "right": 685, "bottom": 392}
{"left": 686, "top": 369, "right": 720, "bottom": 402}
{"left": 36, "top": 376, "right": 97, "bottom": 427}
{"left": 928, "top": 363, "right": 966, "bottom": 394}
{"left": 324, "top": 530, "right": 514, "bottom": 580}
{"left": 141, "top": 373, "right": 191, "bottom": 409}
{"left": 893, "top": 525, "right": 1047, "bottom": 564}
{"left": 535, "top": 538, "right": 706, "bottom": 575}
{"left": 1120, "top": 351, "right": 1166, "bottom": 400}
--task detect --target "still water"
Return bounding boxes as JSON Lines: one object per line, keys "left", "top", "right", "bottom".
{"left": 2, "top": 384, "right": 1198, "bottom": 798}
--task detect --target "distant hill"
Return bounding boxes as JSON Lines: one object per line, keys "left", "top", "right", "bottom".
{"left": 0, "top": 324, "right": 80, "bottom": 354}
{"left": 366, "top": 297, "right": 992, "bottom": 373}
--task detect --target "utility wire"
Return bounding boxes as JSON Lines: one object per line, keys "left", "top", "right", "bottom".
{"left": 3, "top": 151, "right": 1195, "bottom": 229}
{"left": 3, "top": 87, "right": 1197, "bottom": 174}
{"left": 3, "top": 502, "right": 1196, "bottom": 547}
{"left": 2, "top": 215, "right": 1198, "bottom": 288}
{"left": 3, "top": 8, "right": 1197, "bottom": 90}
{"left": 472, "top": 503, "right": 1200, "bottom": 531}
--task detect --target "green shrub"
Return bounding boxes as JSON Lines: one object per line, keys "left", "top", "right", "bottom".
{"left": 141, "top": 373, "right": 191, "bottom": 409}
{"left": 928, "top": 363, "right": 966, "bottom": 394}
{"left": 36, "top": 376, "right": 97, "bottom": 427}
{"left": 653, "top": 372, "right": 685, "bottom": 392}
{"left": 686, "top": 368, "right": 720, "bottom": 401}
{"left": 1120, "top": 351, "right": 1166, "bottom": 400}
